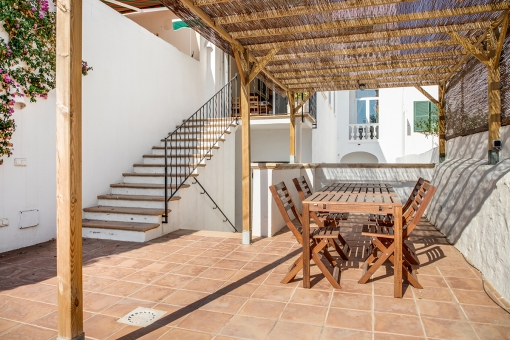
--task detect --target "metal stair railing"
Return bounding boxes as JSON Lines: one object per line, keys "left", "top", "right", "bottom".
{"left": 163, "top": 75, "right": 238, "bottom": 224}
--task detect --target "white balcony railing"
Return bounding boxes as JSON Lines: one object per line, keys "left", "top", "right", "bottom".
{"left": 349, "top": 124, "right": 379, "bottom": 141}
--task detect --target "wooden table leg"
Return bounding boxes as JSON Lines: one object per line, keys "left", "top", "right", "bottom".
{"left": 302, "top": 203, "right": 310, "bottom": 288}
{"left": 393, "top": 205, "right": 403, "bottom": 298}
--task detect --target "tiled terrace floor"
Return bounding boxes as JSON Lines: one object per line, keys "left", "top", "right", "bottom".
{"left": 0, "top": 215, "right": 509, "bottom": 340}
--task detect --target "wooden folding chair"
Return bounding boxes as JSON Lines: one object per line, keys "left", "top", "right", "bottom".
{"left": 292, "top": 176, "right": 349, "bottom": 226}
{"left": 369, "top": 177, "right": 429, "bottom": 226}
{"left": 270, "top": 182, "right": 348, "bottom": 288}
{"left": 358, "top": 182, "right": 437, "bottom": 289}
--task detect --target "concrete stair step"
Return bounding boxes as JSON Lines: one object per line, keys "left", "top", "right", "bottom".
{"left": 110, "top": 183, "right": 190, "bottom": 189}
{"left": 82, "top": 219, "right": 160, "bottom": 232}
{"left": 83, "top": 206, "right": 169, "bottom": 216}
{"left": 97, "top": 194, "right": 181, "bottom": 202}
{"left": 143, "top": 154, "right": 211, "bottom": 158}
{"left": 123, "top": 172, "right": 198, "bottom": 178}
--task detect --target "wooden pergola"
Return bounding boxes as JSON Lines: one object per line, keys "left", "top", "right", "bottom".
{"left": 56, "top": 0, "right": 509, "bottom": 338}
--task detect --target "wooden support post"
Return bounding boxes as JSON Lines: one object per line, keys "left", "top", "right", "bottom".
{"left": 233, "top": 46, "right": 252, "bottom": 244}
{"left": 288, "top": 92, "right": 296, "bottom": 163}
{"left": 438, "top": 83, "right": 446, "bottom": 163}
{"left": 56, "top": 0, "right": 84, "bottom": 339}
{"left": 487, "top": 12, "right": 508, "bottom": 164}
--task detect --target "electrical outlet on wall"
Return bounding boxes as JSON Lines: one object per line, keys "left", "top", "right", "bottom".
{"left": 0, "top": 218, "right": 9, "bottom": 227}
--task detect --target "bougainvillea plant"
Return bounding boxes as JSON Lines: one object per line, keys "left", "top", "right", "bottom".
{"left": 0, "top": 0, "right": 92, "bottom": 162}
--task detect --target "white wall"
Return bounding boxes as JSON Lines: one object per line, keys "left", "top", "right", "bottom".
{"left": 312, "top": 92, "right": 338, "bottom": 163}
{"left": 251, "top": 128, "right": 290, "bottom": 163}
{"left": 427, "top": 158, "right": 510, "bottom": 302}
{"left": 0, "top": 0, "right": 225, "bottom": 252}
{"left": 447, "top": 125, "right": 510, "bottom": 161}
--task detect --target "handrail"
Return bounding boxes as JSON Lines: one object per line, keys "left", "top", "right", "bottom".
{"left": 192, "top": 178, "right": 237, "bottom": 232}
{"left": 163, "top": 75, "right": 238, "bottom": 223}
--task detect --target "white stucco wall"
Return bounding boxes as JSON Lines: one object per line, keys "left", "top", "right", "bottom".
{"left": 312, "top": 92, "right": 339, "bottom": 163}
{"left": 427, "top": 158, "right": 510, "bottom": 302}
{"left": 0, "top": 0, "right": 225, "bottom": 252}
{"left": 447, "top": 125, "right": 510, "bottom": 161}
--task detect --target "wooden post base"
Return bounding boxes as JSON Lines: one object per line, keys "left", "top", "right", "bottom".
{"left": 488, "top": 150, "right": 499, "bottom": 165}
{"left": 57, "top": 333, "right": 85, "bottom": 340}
{"left": 439, "top": 155, "right": 446, "bottom": 163}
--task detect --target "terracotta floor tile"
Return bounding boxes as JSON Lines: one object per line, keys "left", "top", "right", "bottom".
{"left": 462, "top": 304, "right": 510, "bottom": 326}
{"left": 0, "top": 324, "right": 56, "bottom": 340}
{"left": 421, "top": 317, "right": 478, "bottom": 340}
{"left": 321, "top": 327, "right": 372, "bottom": 340}
{"left": 200, "top": 250, "right": 231, "bottom": 258}
{"left": 326, "top": 308, "right": 372, "bottom": 331}
{"left": 0, "top": 296, "right": 55, "bottom": 323}
{"left": 178, "top": 310, "right": 232, "bottom": 334}
{"left": 199, "top": 295, "right": 247, "bottom": 314}
{"left": 174, "top": 247, "right": 206, "bottom": 256}
{"left": 373, "top": 312, "right": 424, "bottom": 337}
{"left": 331, "top": 292, "right": 372, "bottom": 311}
{"left": 105, "top": 324, "right": 169, "bottom": 340}
{"left": 159, "top": 255, "right": 193, "bottom": 265}
{"left": 101, "top": 298, "right": 156, "bottom": 318}
{"left": 143, "top": 262, "right": 181, "bottom": 273}
{"left": 416, "top": 265, "right": 441, "bottom": 276}
{"left": 83, "top": 266, "right": 135, "bottom": 280}
{"left": 413, "top": 286, "right": 455, "bottom": 302}
{"left": 83, "top": 293, "right": 123, "bottom": 313}
{"left": 280, "top": 303, "right": 327, "bottom": 326}
{"left": 438, "top": 266, "right": 479, "bottom": 279}
{"left": 338, "top": 279, "right": 373, "bottom": 295}
{"left": 290, "top": 288, "right": 332, "bottom": 307}
{"left": 172, "top": 265, "right": 209, "bottom": 277}
{"left": 153, "top": 274, "right": 194, "bottom": 289}
{"left": 0, "top": 318, "right": 20, "bottom": 335}
{"left": 164, "top": 290, "right": 209, "bottom": 307}
{"left": 452, "top": 289, "right": 498, "bottom": 306}
{"left": 186, "top": 256, "right": 222, "bottom": 267}
{"left": 228, "top": 270, "right": 270, "bottom": 285}
{"left": 82, "top": 276, "right": 118, "bottom": 292}
{"left": 267, "top": 320, "right": 322, "bottom": 340}
{"left": 262, "top": 273, "right": 300, "bottom": 287}
{"left": 221, "top": 283, "right": 259, "bottom": 298}
{"left": 219, "top": 315, "right": 275, "bottom": 340}
{"left": 117, "top": 258, "right": 155, "bottom": 269}
{"left": 213, "top": 259, "right": 248, "bottom": 270}
{"left": 444, "top": 277, "right": 483, "bottom": 291}
{"left": 5, "top": 283, "right": 54, "bottom": 299}
{"left": 101, "top": 280, "right": 145, "bottom": 297}
{"left": 242, "top": 261, "right": 272, "bottom": 272}
{"left": 373, "top": 282, "right": 413, "bottom": 299}
{"left": 374, "top": 296, "right": 418, "bottom": 315}
{"left": 199, "top": 268, "right": 236, "bottom": 281}
{"left": 83, "top": 314, "right": 125, "bottom": 339}
{"left": 128, "top": 285, "right": 175, "bottom": 303}
{"left": 374, "top": 333, "right": 424, "bottom": 340}
{"left": 417, "top": 275, "right": 448, "bottom": 288}
{"left": 416, "top": 300, "right": 466, "bottom": 320}
{"left": 252, "top": 285, "right": 295, "bottom": 303}
{"left": 472, "top": 323, "right": 510, "bottom": 340}
{"left": 182, "top": 278, "right": 226, "bottom": 293}
{"left": 123, "top": 271, "right": 164, "bottom": 284}
{"left": 227, "top": 252, "right": 256, "bottom": 261}
{"left": 159, "top": 327, "right": 212, "bottom": 340}
{"left": 150, "top": 304, "right": 187, "bottom": 327}
{"left": 238, "top": 298, "right": 286, "bottom": 319}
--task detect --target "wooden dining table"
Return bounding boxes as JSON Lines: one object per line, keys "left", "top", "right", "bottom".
{"left": 301, "top": 182, "right": 404, "bottom": 298}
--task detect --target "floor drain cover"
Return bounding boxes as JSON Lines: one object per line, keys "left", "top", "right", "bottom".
{"left": 118, "top": 307, "right": 166, "bottom": 327}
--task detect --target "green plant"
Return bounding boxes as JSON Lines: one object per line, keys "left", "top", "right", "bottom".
{"left": 415, "top": 113, "right": 439, "bottom": 138}
{"left": 0, "top": 0, "right": 92, "bottom": 163}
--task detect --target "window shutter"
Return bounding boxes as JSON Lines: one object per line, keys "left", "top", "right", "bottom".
{"left": 414, "top": 101, "right": 430, "bottom": 132}
{"left": 429, "top": 102, "right": 438, "bottom": 124}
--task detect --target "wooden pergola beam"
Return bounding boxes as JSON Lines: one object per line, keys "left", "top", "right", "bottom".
{"left": 292, "top": 80, "right": 440, "bottom": 92}
{"left": 414, "top": 86, "right": 440, "bottom": 106}
{"left": 247, "top": 22, "right": 491, "bottom": 51}
{"left": 294, "top": 92, "right": 314, "bottom": 112}
{"left": 231, "top": 4, "right": 509, "bottom": 39}
{"left": 267, "top": 51, "right": 463, "bottom": 71}
{"left": 447, "top": 32, "right": 490, "bottom": 65}
{"left": 438, "top": 82, "right": 446, "bottom": 163}
{"left": 214, "top": 0, "right": 413, "bottom": 25}
{"left": 270, "top": 40, "right": 459, "bottom": 62}
{"left": 287, "top": 74, "right": 445, "bottom": 87}
{"left": 444, "top": 32, "right": 488, "bottom": 84}
{"left": 56, "top": 0, "right": 84, "bottom": 338}
{"left": 288, "top": 91, "right": 296, "bottom": 163}
{"left": 248, "top": 48, "right": 279, "bottom": 84}
{"left": 273, "top": 60, "right": 455, "bottom": 79}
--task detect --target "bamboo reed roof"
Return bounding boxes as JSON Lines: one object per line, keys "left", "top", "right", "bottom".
{"left": 115, "top": 0, "right": 509, "bottom": 94}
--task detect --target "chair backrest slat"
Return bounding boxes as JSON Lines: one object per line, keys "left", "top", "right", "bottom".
{"left": 269, "top": 182, "right": 304, "bottom": 244}
{"left": 404, "top": 183, "right": 436, "bottom": 235}
{"left": 402, "top": 177, "right": 429, "bottom": 212}
{"left": 292, "top": 176, "right": 313, "bottom": 201}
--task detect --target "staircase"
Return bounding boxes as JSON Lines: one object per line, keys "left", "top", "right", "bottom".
{"left": 82, "top": 76, "right": 238, "bottom": 242}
